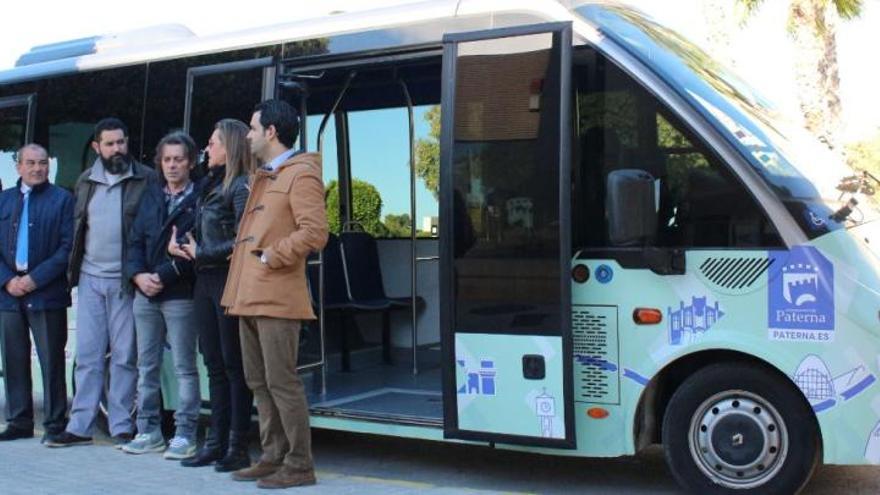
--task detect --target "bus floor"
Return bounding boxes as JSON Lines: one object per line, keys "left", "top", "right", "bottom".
{"left": 306, "top": 345, "right": 443, "bottom": 425}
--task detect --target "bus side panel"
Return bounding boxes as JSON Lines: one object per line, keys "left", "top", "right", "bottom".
{"left": 571, "top": 240, "right": 880, "bottom": 464}
{"left": 454, "top": 333, "right": 567, "bottom": 440}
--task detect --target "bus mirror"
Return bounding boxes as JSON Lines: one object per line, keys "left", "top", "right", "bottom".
{"left": 605, "top": 169, "right": 656, "bottom": 246}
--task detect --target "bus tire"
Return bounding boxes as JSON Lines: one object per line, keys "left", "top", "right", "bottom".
{"left": 661, "top": 362, "right": 820, "bottom": 494}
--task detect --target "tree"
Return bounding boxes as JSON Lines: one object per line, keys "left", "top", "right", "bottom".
{"left": 737, "top": 0, "right": 864, "bottom": 152}
{"left": 845, "top": 131, "right": 880, "bottom": 176}
{"left": 325, "top": 179, "right": 388, "bottom": 236}
{"left": 383, "top": 213, "right": 412, "bottom": 238}
{"left": 701, "top": 0, "right": 741, "bottom": 69}
{"left": 415, "top": 105, "right": 441, "bottom": 199}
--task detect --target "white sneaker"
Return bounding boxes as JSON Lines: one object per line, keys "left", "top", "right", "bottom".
{"left": 122, "top": 432, "right": 165, "bottom": 454}
{"left": 163, "top": 436, "right": 196, "bottom": 460}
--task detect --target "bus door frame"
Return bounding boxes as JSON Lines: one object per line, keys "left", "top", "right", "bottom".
{"left": 439, "top": 22, "right": 576, "bottom": 448}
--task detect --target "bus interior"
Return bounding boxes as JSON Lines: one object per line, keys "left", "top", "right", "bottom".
{"left": 294, "top": 54, "right": 444, "bottom": 425}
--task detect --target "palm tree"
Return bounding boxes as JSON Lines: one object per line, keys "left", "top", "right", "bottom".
{"left": 738, "top": 0, "right": 863, "bottom": 153}
{"left": 701, "top": 0, "right": 739, "bottom": 69}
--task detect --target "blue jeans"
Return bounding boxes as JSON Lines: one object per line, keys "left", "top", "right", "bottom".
{"left": 132, "top": 293, "right": 200, "bottom": 439}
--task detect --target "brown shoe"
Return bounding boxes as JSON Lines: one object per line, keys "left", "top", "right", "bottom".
{"left": 231, "top": 461, "right": 281, "bottom": 482}
{"left": 256, "top": 467, "right": 317, "bottom": 489}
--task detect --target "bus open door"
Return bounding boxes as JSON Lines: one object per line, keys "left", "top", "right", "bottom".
{"left": 439, "top": 22, "right": 576, "bottom": 448}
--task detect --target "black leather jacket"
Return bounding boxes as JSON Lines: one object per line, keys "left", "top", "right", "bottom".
{"left": 194, "top": 166, "right": 249, "bottom": 272}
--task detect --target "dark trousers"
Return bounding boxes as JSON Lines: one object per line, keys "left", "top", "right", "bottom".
{"left": 0, "top": 307, "right": 68, "bottom": 433}
{"left": 194, "top": 269, "right": 252, "bottom": 446}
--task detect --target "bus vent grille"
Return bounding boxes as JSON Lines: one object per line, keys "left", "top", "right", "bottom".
{"left": 698, "top": 257, "right": 774, "bottom": 290}
{"left": 572, "top": 305, "right": 619, "bottom": 404}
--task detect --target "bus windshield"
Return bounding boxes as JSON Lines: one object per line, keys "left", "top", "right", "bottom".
{"left": 574, "top": 3, "right": 877, "bottom": 237}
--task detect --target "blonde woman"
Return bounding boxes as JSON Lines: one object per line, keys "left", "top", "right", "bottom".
{"left": 170, "top": 119, "right": 254, "bottom": 470}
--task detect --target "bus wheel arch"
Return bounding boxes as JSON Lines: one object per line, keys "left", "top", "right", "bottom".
{"left": 635, "top": 352, "right": 822, "bottom": 493}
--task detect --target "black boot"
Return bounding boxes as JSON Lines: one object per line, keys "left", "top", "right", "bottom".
{"left": 181, "top": 432, "right": 225, "bottom": 468}
{"left": 214, "top": 430, "right": 251, "bottom": 472}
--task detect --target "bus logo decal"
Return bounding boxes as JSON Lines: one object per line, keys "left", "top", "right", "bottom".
{"left": 623, "top": 368, "right": 650, "bottom": 386}
{"left": 456, "top": 358, "right": 497, "bottom": 396}
{"left": 667, "top": 296, "right": 724, "bottom": 345}
{"left": 769, "top": 246, "right": 835, "bottom": 342}
{"left": 791, "top": 354, "right": 876, "bottom": 413}
{"left": 535, "top": 389, "right": 556, "bottom": 438}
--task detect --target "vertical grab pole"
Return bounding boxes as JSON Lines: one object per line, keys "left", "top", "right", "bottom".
{"left": 319, "top": 250, "right": 327, "bottom": 396}
{"left": 399, "top": 79, "right": 418, "bottom": 375}
{"left": 317, "top": 71, "right": 356, "bottom": 153}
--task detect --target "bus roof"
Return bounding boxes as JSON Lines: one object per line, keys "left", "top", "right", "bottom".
{"left": 0, "top": 0, "right": 597, "bottom": 85}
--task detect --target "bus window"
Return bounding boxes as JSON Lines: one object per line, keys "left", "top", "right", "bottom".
{"left": 347, "top": 105, "right": 439, "bottom": 238}
{"left": 187, "top": 66, "right": 265, "bottom": 161}
{"left": 305, "top": 114, "right": 339, "bottom": 181}
{"left": 573, "top": 50, "right": 783, "bottom": 250}
{"left": 306, "top": 113, "right": 340, "bottom": 232}
{"left": 33, "top": 65, "right": 147, "bottom": 189}
{"left": 0, "top": 98, "right": 31, "bottom": 188}
{"left": 299, "top": 59, "right": 441, "bottom": 238}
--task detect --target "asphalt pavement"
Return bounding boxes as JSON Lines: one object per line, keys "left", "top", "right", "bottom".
{"left": 2, "top": 389, "right": 879, "bottom": 494}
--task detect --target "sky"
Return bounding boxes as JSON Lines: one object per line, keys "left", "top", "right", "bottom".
{"left": 1, "top": 0, "right": 878, "bottom": 216}
{"left": 626, "top": 0, "right": 880, "bottom": 142}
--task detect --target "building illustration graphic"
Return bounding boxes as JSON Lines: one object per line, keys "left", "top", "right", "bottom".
{"left": 791, "top": 354, "right": 876, "bottom": 413}
{"left": 668, "top": 296, "right": 724, "bottom": 345}
{"left": 457, "top": 358, "right": 497, "bottom": 396}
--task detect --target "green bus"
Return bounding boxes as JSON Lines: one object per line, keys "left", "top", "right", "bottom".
{"left": 1, "top": 1, "right": 878, "bottom": 492}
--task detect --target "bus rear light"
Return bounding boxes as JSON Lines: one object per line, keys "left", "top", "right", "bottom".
{"left": 587, "top": 407, "right": 609, "bottom": 419}
{"left": 633, "top": 308, "right": 663, "bottom": 325}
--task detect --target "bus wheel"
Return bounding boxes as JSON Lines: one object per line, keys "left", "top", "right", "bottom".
{"left": 662, "top": 362, "right": 820, "bottom": 494}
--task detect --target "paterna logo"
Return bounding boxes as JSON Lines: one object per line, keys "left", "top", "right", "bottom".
{"left": 769, "top": 246, "right": 834, "bottom": 342}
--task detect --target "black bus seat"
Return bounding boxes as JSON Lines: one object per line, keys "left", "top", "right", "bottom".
{"left": 307, "top": 234, "right": 360, "bottom": 371}
{"left": 338, "top": 231, "right": 424, "bottom": 365}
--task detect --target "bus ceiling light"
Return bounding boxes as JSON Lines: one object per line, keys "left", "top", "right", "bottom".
{"left": 633, "top": 308, "right": 663, "bottom": 325}
{"left": 587, "top": 407, "right": 609, "bottom": 419}
{"left": 571, "top": 264, "right": 590, "bottom": 283}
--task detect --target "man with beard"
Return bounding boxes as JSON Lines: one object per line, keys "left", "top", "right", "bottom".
{"left": 47, "top": 118, "right": 157, "bottom": 447}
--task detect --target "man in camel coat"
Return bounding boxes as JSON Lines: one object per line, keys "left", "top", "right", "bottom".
{"left": 222, "top": 99, "right": 327, "bottom": 489}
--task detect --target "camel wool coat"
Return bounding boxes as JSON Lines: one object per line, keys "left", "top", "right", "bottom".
{"left": 222, "top": 152, "right": 328, "bottom": 320}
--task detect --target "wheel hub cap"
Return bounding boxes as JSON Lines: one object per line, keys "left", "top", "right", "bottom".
{"left": 689, "top": 391, "right": 788, "bottom": 489}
